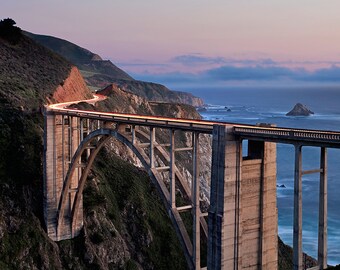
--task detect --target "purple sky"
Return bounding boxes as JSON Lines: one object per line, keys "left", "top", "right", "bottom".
{"left": 2, "top": 0, "right": 340, "bottom": 87}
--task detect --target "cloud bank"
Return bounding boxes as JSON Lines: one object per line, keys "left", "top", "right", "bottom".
{"left": 124, "top": 54, "right": 340, "bottom": 88}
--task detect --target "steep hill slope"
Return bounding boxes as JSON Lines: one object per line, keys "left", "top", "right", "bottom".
{"left": 0, "top": 18, "right": 92, "bottom": 189}
{"left": 26, "top": 31, "right": 204, "bottom": 106}
{"left": 1, "top": 30, "right": 91, "bottom": 109}
{"left": 0, "top": 19, "right": 187, "bottom": 269}
{"left": 24, "top": 31, "right": 134, "bottom": 82}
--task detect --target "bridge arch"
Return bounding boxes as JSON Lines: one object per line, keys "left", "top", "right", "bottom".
{"left": 56, "top": 127, "right": 198, "bottom": 269}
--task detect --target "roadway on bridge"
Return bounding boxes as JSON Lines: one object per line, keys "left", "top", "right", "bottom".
{"left": 47, "top": 94, "right": 340, "bottom": 148}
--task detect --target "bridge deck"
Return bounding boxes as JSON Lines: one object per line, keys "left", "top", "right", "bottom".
{"left": 47, "top": 103, "right": 340, "bottom": 148}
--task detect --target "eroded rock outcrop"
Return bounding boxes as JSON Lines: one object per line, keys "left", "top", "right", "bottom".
{"left": 51, "top": 66, "right": 93, "bottom": 103}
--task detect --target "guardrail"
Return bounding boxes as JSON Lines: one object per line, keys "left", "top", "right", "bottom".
{"left": 234, "top": 126, "right": 340, "bottom": 147}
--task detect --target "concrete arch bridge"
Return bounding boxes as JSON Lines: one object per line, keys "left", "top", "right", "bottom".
{"left": 44, "top": 95, "right": 340, "bottom": 270}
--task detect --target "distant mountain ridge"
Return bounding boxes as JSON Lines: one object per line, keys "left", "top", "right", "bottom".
{"left": 106, "top": 79, "right": 204, "bottom": 107}
{"left": 25, "top": 31, "right": 204, "bottom": 107}
{"left": 24, "top": 31, "right": 134, "bottom": 81}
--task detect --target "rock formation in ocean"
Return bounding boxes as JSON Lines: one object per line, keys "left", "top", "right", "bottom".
{"left": 286, "top": 103, "right": 314, "bottom": 116}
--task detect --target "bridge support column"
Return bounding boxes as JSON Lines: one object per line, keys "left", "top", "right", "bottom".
{"left": 131, "top": 125, "right": 136, "bottom": 145}
{"left": 150, "top": 127, "right": 155, "bottom": 168}
{"left": 44, "top": 110, "right": 82, "bottom": 241}
{"left": 208, "top": 125, "right": 277, "bottom": 270}
{"left": 192, "top": 132, "right": 201, "bottom": 269}
{"left": 44, "top": 111, "right": 58, "bottom": 240}
{"left": 208, "top": 125, "right": 242, "bottom": 269}
{"left": 85, "top": 119, "right": 90, "bottom": 158}
{"left": 170, "top": 129, "right": 176, "bottom": 208}
{"left": 293, "top": 145, "right": 303, "bottom": 270}
{"left": 57, "top": 116, "right": 82, "bottom": 240}
{"left": 318, "top": 147, "right": 327, "bottom": 269}
{"left": 69, "top": 116, "right": 82, "bottom": 238}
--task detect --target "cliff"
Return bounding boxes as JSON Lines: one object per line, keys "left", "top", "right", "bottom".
{"left": 278, "top": 238, "right": 317, "bottom": 270}
{"left": 50, "top": 66, "right": 92, "bottom": 103}
{"left": 107, "top": 80, "right": 204, "bottom": 107}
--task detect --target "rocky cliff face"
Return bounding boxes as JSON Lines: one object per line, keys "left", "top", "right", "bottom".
{"left": 174, "top": 90, "right": 205, "bottom": 107}
{"left": 50, "top": 66, "right": 93, "bottom": 103}
{"left": 108, "top": 80, "right": 204, "bottom": 107}
{"left": 278, "top": 237, "right": 317, "bottom": 270}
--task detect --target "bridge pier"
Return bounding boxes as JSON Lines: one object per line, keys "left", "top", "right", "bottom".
{"left": 293, "top": 145, "right": 303, "bottom": 270}
{"left": 192, "top": 132, "right": 201, "bottom": 269}
{"left": 44, "top": 110, "right": 83, "bottom": 241}
{"left": 170, "top": 129, "right": 176, "bottom": 209}
{"left": 294, "top": 146, "right": 328, "bottom": 270}
{"left": 43, "top": 112, "right": 57, "bottom": 239}
{"left": 208, "top": 125, "right": 277, "bottom": 270}
{"left": 318, "top": 147, "right": 327, "bottom": 270}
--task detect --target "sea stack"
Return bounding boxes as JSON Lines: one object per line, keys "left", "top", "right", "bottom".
{"left": 286, "top": 103, "right": 314, "bottom": 116}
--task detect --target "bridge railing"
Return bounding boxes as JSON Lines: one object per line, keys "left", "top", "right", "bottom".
{"left": 234, "top": 125, "right": 340, "bottom": 146}
{"left": 50, "top": 106, "right": 340, "bottom": 146}
{"left": 48, "top": 108, "right": 215, "bottom": 133}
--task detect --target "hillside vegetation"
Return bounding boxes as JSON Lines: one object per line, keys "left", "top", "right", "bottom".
{"left": 1, "top": 25, "right": 71, "bottom": 110}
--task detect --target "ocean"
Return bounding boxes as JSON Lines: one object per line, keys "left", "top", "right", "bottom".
{"left": 187, "top": 86, "right": 340, "bottom": 265}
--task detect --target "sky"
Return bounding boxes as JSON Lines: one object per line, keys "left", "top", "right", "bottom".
{"left": 2, "top": 0, "right": 340, "bottom": 89}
